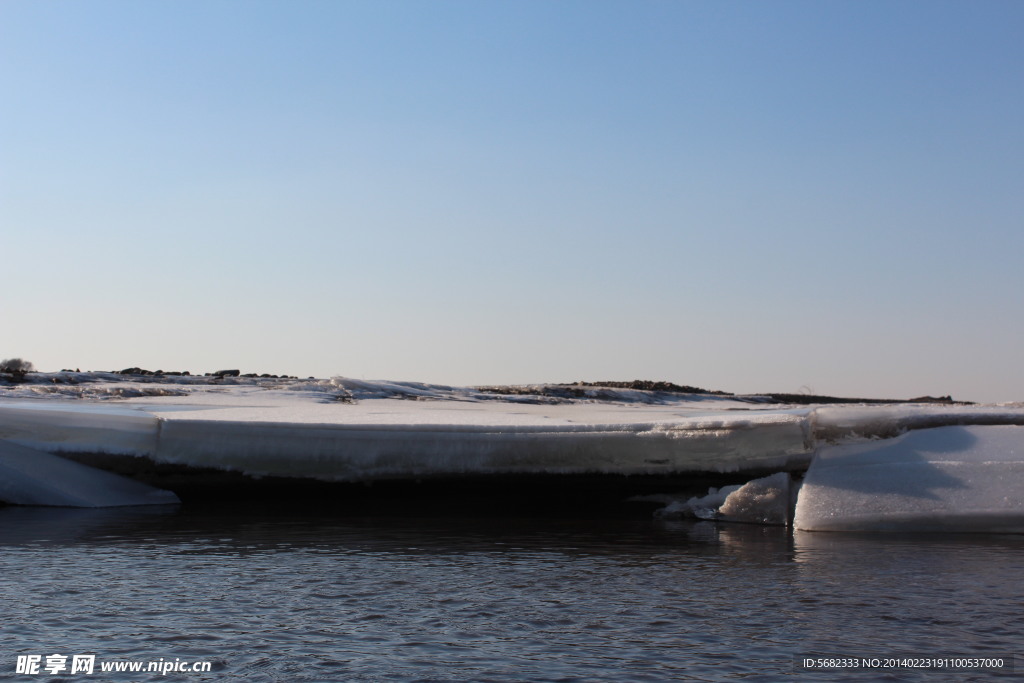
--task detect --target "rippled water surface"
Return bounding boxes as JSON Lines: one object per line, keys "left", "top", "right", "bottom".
{"left": 1, "top": 506, "right": 1022, "bottom": 681}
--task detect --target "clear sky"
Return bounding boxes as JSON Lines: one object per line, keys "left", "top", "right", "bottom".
{"left": 2, "top": 0, "right": 1022, "bottom": 402}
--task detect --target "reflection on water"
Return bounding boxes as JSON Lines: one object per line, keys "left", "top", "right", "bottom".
{"left": 0, "top": 506, "right": 1021, "bottom": 681}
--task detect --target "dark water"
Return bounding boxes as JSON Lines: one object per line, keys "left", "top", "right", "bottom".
{"left": 0, "top": 506, "right": 1021, "bottom": 681}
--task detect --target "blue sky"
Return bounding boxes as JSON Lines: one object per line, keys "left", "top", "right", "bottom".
{"left": 2, "top": 0, "right": 1022, "bottom": 401}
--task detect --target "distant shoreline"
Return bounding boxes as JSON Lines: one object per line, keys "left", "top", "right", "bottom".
{"left": 0, "top": 367, "right": 971, "bottom": 405}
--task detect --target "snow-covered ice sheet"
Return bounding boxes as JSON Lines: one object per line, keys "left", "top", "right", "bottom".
{"left": 0, "top": 392, "right": 816, "bottom": 480}
{"left": 0, "top": 401, "right": 158, "bottom": 455}
{"left": 3, "top": 376, "right": 1024, "bottom": 520}
{"left": 794, "top": 425, "right": 1024, "bottom": 532}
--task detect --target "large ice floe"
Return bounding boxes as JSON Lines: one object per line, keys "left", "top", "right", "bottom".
{"left": 1, "top": 374, "right": 1023, "bottom": 531}
{"left": 793, "top": 425, "right": 1024, "bottom": 532}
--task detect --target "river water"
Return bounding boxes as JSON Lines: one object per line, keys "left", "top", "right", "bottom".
{"left": 0, "top": 506, "right": 1021, "bottom": 681}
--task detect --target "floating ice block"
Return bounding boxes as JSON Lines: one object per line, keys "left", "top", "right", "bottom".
{"left": 0, "top": 439, "right": 179, "bottom": 508}
{"left": 794, "top": 425, "right": 1024, "bottom": 532}
{"left": 718, "top": 472, "right": 794, "bottom": 525}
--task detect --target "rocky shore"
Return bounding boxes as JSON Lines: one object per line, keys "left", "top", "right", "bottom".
{"left": 0, "top": 364, "right": 971, "bottom": 405}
